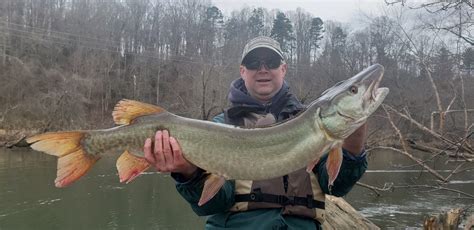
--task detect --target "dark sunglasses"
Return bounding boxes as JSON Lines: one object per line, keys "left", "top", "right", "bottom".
{"left": 243, "top": 58, "right": 282, "bottom": 70}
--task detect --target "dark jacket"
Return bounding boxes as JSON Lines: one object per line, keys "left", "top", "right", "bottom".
{"left": 172, "top": 79, "right": 367, "bottom": 229}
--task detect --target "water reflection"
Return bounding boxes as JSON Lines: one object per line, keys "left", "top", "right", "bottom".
{"left": 0, "top": 148, "right": 205, "bottom": 229}
{"left": 0, "top": 148, "right": 472, "bottom": 229}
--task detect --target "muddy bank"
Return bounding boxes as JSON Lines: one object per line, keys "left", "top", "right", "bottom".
{"left": 0, "top": 129, "right": 39, "bottom": 147}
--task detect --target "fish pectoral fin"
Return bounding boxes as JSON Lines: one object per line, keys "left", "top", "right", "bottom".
{"left": 306, "top": 146, "right": 330, "bottom": 173}
{"left": 26, "top": 131, "right": 98, "bottom": 187}
{"left": 198, "top": 174, "right": 226, "bottom": 206}
{"left": 112, "top": 99, "right": 167, "bottom": 125}
{"left": 326, "top": 144, "right": 343, "bottom": 188}
{"left": 116, "top": 150, "right": 150, "bottom": 183}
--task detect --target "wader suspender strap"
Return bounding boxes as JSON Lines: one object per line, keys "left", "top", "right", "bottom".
{"left": 234, "top": 189, "right": 325, "bottom": 210}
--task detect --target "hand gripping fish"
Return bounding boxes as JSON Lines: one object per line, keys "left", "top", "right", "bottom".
{"left": 27, "top": 64, "right": 389, "bottom": 206}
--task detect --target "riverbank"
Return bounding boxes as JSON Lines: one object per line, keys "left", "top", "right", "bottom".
{"left": 0, "top": 129, "right": 40, "bottom": 147}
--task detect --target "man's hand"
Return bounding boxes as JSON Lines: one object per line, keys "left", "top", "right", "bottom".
{"left": 342, "top": 123, "right": 367, "bottom": 156}
{"left": 144, "top": 130, "right": 198, "bottom": 179}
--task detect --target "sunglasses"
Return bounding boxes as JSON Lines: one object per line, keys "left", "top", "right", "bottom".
{"left": 243, "top": 58, "right": 282, "bottom": 70}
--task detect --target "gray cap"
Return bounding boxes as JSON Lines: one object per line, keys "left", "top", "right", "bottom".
{"left": 241, "top": 36, "right": 284, "bottom": 64}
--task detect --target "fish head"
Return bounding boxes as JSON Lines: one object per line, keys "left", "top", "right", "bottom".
{"left": 316, "top": 64, "right": 389, "bottom": 139}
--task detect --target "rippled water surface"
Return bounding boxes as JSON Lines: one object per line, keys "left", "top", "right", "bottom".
{"left": 0, "top": 148, "right": 472, "bottom": 229}
{"left": 347, "top": 150, "right": 474, "bottom": 229}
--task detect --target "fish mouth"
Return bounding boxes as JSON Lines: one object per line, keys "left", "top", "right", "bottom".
{"left": 374, "top": 87, "right": 389, "bottom": 101}
{"left": 363, "top": 65, "right": 389, "bottom": 107}
{"left": 369, "top": 75, "right": 389, "bottom": 104}
{"left": 363, "top": 66, "right": 383, "bottom": 101}
{"left": 337, "top": 110, "right": 367, "bottom": 124}
{"left": 337, "top": 110, "right": 355, "bottom": 121}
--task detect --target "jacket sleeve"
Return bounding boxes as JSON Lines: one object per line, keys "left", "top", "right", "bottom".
{"left": 171, "top": 112, "right": 235, "bottom": 216}
{"left": 313, "top": 148, "right": 367, "bottom": 197}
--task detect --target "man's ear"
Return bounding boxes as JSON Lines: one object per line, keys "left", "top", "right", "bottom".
{"left": 240, "top": 65, "right": 245, "bottom": 76}
{"left": 281, "top": 63, "right": 288, "bottom": 77}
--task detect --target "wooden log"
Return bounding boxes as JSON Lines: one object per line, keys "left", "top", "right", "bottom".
{"left": 423, "top": 208, "right": 463, "bottom": 230}
{"left": 464, "top": 214, "right": 474, "bottom": 230}
{"left": 323, "top": 196, "right": 379, "bottom": 230}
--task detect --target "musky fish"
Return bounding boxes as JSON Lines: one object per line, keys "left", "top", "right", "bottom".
{"left": 27, "top": 64, "right": 389, "bottom": 205}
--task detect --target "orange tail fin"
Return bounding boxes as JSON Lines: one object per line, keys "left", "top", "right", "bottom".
{"left": 26, "top": 131, "right": 99, "bottom": 187}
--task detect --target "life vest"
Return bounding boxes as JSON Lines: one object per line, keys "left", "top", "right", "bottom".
{"left": 223, "top": 110, "right": 326, "bottom": 224}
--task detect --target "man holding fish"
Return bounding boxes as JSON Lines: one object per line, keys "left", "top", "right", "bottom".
{"left": 144, "top": 36, "right": 369, "bottom": 229}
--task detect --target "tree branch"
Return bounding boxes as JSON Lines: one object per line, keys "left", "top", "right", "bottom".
{"left": 384, "top": 104, "right": 474, "bottom": 154}
{"left": 356, "top": 182, "right": 394, "bottom": 196}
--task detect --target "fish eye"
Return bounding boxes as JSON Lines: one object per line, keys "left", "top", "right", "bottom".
{"left": 349, "top": 86, "right": 358, "bottom": 94}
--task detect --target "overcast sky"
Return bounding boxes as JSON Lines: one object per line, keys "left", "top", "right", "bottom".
{"left": 211, "top": 0, "right": 386, "bottom": 23}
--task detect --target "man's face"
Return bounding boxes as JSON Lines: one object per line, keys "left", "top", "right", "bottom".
{"left": 240, "top": 48, "right": 287, "bottom": 103}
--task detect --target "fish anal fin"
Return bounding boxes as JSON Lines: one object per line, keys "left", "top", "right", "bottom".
{"left": 55, "top": 148, "right": 99, "bottom": 187}
{"left": 198, "top": 174, "right": 225, "bottom": 206}
{"left": 116, "top": 150, "right": 150, "bottom": 184}
{"left": 326, "top": 145, "right": 343, "bottom": 187}
{"left": 112, "top": 99, "right": 167, "bottom": 125}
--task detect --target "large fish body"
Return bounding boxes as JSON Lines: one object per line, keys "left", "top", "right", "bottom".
{"left": 27, "top": 64, "right": 389, "bottom": 202}
{"left": 85, "top": 106, "right": 325, "bottom": 180}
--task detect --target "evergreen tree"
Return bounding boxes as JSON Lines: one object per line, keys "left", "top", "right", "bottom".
{"left": 309, "top": 17, "right": 324, "bottom": 50}
{"left": 369, "top": 16, "right": 396, "bottom": 65}
{"left": 433, "top": 46, "right": 454, "bottom": 80}
{"left": 201, "top": 6, "right": 224, "bottom": 57}
{"left": 270, "top": 12, "right": 294, "bottom": 53}
{"left": 462, "top": 47, "right": 474, "bottom": 73}
{"left": 332, "top": 26, "right": 347, "bottom": 50}
{"left": 224, "top": 17, "right": 240, "bottom": 41}
{"left": 248, "top": 8, "right": 265, "bottom": 37}
{"left": 206, "top": 6, "right": 224, "bottom": 24}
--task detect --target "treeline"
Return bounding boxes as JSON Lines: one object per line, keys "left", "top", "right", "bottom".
{"left": 0, "top": 0, "right": 472, "bottom": 138}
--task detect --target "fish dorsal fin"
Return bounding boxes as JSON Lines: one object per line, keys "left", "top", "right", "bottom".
{"left": 112, "top": 99, "right": 166, "bottom": 125}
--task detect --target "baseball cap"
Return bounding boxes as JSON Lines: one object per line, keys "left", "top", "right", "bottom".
{"left": 241, "top": 36, "right": 285, "bottom": 64}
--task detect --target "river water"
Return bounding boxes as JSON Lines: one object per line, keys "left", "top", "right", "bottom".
{"left": 0, "top": 148, "right": 472, "bottom": 229}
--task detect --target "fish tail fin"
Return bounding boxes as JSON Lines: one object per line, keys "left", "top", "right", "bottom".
{"left": 26, "top": 131, "right": 99, "bottom": 187}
